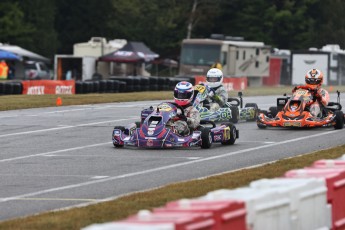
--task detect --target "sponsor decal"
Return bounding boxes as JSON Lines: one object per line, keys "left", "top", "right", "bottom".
{"left": 283, "top": 122, "right": 301, "bottom": 127}
{"left": 56, "top": 85, "right": 73, "bottom": 95}
{"left": 214, "top": 135, "right": 222, "bottom": 141}
{"left": 27, "top": 86, "right": 45, "bottom": 95}
{"left": 114, "top": 130, "right": 121, "bottom": 135}
{"left": 157, "top": 103, "right": 173, "bottom": 111}
{"left": 147, "top": 139, "right": 153, "bottom": 146}
{"left": 124, "top": 137, "right": 130, "bottom": 141}
{"left": 148, "top": 130, "right": 154, "bottom": 135}
{"left": 223, "top": 127, "right": 230, "bottom": 140}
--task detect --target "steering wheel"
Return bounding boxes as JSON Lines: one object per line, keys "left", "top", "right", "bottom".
{"left": 169, "top": 102, "right": 187, "bottom": 121}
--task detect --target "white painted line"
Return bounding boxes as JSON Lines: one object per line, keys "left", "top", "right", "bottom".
{"left": 0, "top": 129, "right": 342, "bottom": 202}
{"left": 91, "top": 176, "right": 110, "bottom": 179}
{"left": 0, "top": 142, "right": 112, "bottom": 162}
{"left": 0, "top": 117, "right": 137, "bottom": 138}
{"left": 42, "top": 154, "right": 202, "bottom": 160}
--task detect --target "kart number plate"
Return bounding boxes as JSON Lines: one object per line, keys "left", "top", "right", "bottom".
{"left": 283, "top": 122, "right": 301, "bottom": 127}
{"left": 195, "top": 85, "right": 206, "bottom": 93}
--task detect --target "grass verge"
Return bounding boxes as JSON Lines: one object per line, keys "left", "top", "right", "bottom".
{"left": 1, "top": 85, "right": 344, "bottom": 111}
{"left": 0, "top": 145, "right": 344, "bottom": 230}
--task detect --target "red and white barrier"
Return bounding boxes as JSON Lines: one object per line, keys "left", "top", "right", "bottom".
{"left": 285, "top": 167, "right": 345, "bottom": 230}
{"left": 82, "top": 156, "right": 345, "bottom": 230}
{"left": 153, "top": 199, "right": 246, "bottom": 230}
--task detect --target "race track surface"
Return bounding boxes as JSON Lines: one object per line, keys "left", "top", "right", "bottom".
{"left": 0, "top": 94, "right": 344, "bottom": 221}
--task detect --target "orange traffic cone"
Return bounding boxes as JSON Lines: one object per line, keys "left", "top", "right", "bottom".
{"left": 329, "top": 85, "right": 333, "bottom": 92}
{"left": 56, "top": 97, "right": 62, "bottom": 106}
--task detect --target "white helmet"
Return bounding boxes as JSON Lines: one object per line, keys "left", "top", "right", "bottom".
{"left": 206, "top": 68, "right": 223, "bottom": 88}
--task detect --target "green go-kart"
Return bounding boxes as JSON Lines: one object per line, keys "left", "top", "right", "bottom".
{"left": 193, "top": 84, "right": 259, "bottom": 123}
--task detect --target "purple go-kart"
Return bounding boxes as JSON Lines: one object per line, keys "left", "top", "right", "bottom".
{"left": 112, "top": 102, "right": 239, "bottom": 149}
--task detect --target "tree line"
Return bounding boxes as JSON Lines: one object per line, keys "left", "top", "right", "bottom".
{"left": 0, "top": 0, "right": 344, "bottom": 61}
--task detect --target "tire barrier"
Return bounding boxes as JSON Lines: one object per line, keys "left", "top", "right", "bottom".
{"left": 83, "top": 155, "right": 345, "bottom": 230}
{"left": 0, "top": 75, "right": 216, "bottom": 95}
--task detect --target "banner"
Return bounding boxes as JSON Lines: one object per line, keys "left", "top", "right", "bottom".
{"left": 194, "top": 76, "right": 247, "bottom": 91}
{"left": 22, "top": 80, "right": 75, "bottom": 95}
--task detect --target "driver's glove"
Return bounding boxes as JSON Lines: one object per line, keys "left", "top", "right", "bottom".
{"left": 208, "top": 88, "right": 215, "bottom": 98}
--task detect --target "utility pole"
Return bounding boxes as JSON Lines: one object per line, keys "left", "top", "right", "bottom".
{"left": 187, "top": 0, "right": 198, "bottom": 39}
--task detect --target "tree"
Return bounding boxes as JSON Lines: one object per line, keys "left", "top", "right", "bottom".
{"left": 0, "top": 2, "right": 34, "bottom": 47}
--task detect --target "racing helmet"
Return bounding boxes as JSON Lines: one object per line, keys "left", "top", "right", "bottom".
{"left": 305, "top": 69, "right": 323, "bottom": 88}
{"left": 206, "top": 68, "right": 223, "bottom": 88}
{"left": 174, "top": 81, "right": 194, "bottom": 106}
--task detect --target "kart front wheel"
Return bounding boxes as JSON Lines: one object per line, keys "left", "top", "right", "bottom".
{"left": 201, "top": 128, "right": 212, "bottom": 149}
{"left": 221, "top": 123, "right": 237, "bottom": 145}
{"left": 333, "top": 110, "right": 344, "bottom": 129}
{"left": 113, "top": 126, "right": 125, "bottom": 148}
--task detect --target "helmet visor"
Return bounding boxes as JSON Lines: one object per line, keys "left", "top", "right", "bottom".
{"left": 306, "top": 78, "right": 322, "bottom": 85}
{"left": 174, "top": 90, "right": 193, "bottom": 99}
{"left": 207, "top": 76, "right": 220, "bottom": 82}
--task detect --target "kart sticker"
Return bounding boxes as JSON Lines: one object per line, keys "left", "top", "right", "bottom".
{"left": 157, "top": 103, "right": 173, "bottom": 111}
{"left": 223, "top": 127, "right": 230, "bottom": 140}
{"left": 147, "top": 139, "right": 153, "bottom": 146}
{"left": 214, "top": 135, "right": 222, "bottom": 141}
{"left": 283, "top": 122, "right": 301, "bottom": 127}
{"left": 194, "top": 85, "right": 206, "bottom": 93}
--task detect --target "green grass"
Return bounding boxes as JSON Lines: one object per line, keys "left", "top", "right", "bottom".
{"left": 1, "top": 85, "right": 344, "bottom": 111}
{"left": 0, "top": 85, "right": 345, "bottom": 229}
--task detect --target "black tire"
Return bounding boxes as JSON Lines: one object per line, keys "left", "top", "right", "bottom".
{"left": 333, "top": 110, "right": 344, "bottom": 129}
{"left": 113, "top": 126, "right": 125, "bottom": 148}
{"left": 257, "top": 122, "right": 267, "bottom": 129}
{"left": 269, "top": 106, "right": 278, "bottom": 117}
{"left": 201, "top": 127, "right": 212, "bottom": 149}
{"left": 221, "top": 122, "right": 237, "bottom": 145}
{"left": 230, "top": 106, "right": 239, "bottom": 123}
{"left": 244, "top": 103, "right": 259, "bottom": 121}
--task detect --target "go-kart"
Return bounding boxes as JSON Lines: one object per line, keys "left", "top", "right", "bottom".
{"left": 112, "top": 102, "right": 239, "bottom": 149}
{"left": 257, "top": 86, "right": 345, "bottom": 129}
{"left": 192, "top": 84, "right": 259, "bottom": 123}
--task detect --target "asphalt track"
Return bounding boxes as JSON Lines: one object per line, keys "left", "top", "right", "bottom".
{"left": 0, "top": 94, "right": 344, "bottom": 221}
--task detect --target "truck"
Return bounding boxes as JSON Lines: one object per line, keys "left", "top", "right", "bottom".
{"left": 291, "top": 44, "right": 345, "bottom": 86}
{"left": 178, "top": 35, "right": 271, "bottom": 86}
{"left": 54, "top": 37, "right": 127, "bottom": 80}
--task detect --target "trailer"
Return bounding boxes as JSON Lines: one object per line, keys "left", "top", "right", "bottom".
{"left": 54, "top": 55, "right": 96, "bottom": 81}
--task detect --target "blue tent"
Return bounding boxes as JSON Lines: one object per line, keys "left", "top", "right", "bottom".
{"left": 0, "top": 49, "right": 21, "bottom": 60}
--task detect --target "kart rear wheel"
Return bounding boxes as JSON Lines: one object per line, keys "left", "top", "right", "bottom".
{"left": 244, "top": 103, "right": 259, "bottom": 121}
{"left": 269, "top": 106, "right": 278, "bottom": 118}
{"left": 257, "top": 123, "right": 267, "bottom": 129}
{"left": 201, "top": 128, "right": 212, "bottom": 149}
{"left": 221, "top": 122, "right": 237, "bottom": 145}
{"left": 113, "top": 126, "right": 125, "bottom": 148}
{"left": 230, "top": 106, "right": 239, "bottom": 123}
{"left": 333, "top": 110, "right": 344, "bottom": 129}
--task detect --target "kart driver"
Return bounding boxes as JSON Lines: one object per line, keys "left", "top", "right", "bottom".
{"left": 292, "top": 68, "right": 330, "bottom": 117}
{"left": 205, "top": 68, "right": 229, "bottom": 112}
{"left": 173, "top": 81, "right": 200, "bottom": 136}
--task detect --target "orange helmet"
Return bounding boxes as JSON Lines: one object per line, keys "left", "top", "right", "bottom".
{"left": 305, "top": 69, "right": 323, "bottom": 88}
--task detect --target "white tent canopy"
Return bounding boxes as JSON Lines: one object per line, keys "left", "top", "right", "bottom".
{"left": 0, "top": 44, "right": 50, "bottom": 63}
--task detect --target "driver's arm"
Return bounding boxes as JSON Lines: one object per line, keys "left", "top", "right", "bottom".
{"left": 185, "top": 106, "right": 200, "bottom": 130}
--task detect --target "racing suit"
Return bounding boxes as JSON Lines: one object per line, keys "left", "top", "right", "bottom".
{"left": 208, "top": 85, "right": 228, "bottom": 112}
{"left": 175, "top": 104, "right": 200, "bottom": 136}
{"left": 293, "top": 86, "right": 330, "bottom": 117}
